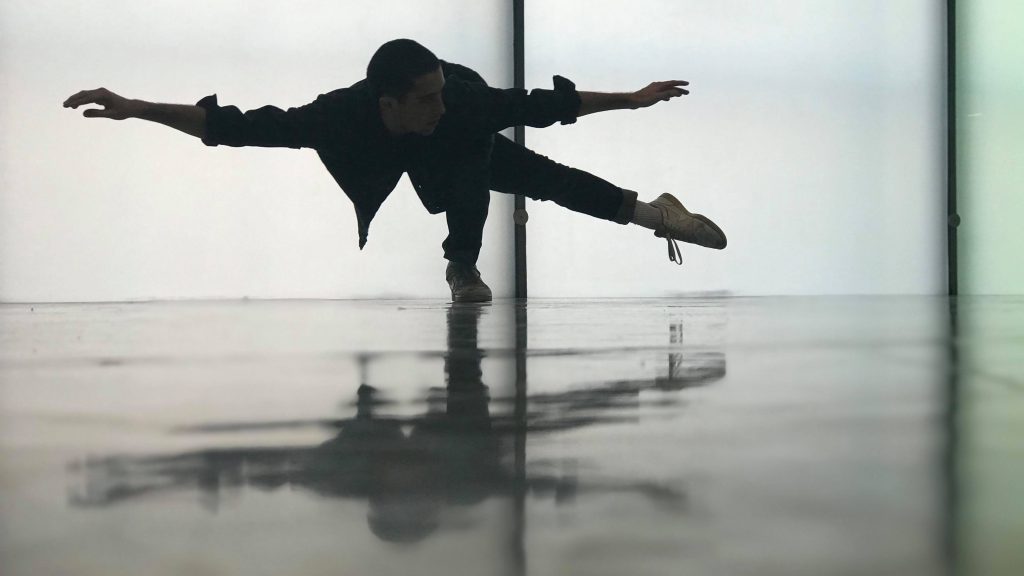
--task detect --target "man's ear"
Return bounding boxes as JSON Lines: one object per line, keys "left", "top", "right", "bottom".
{"left": 379, "top": 95, "right": 397, "bottom": 112}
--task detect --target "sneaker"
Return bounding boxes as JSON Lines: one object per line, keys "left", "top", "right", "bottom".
{"left": 446, "top": 262, "right": 493, "bottom": 303}
{"left": 649, "top": 193, "right": 727, "bottom": 264}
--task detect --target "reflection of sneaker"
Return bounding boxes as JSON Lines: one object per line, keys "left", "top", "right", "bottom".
{"left": 650, "top": 193, "right": 727, "bottom": 264}
{"left": 446, "top": 262, "right": 492, "bottom": 303}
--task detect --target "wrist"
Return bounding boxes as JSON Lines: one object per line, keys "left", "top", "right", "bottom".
{"left": 126, "top": 99, "right": 149, "bottom": 119}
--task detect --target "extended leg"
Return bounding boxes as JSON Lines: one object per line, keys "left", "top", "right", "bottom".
{"left": 489, "top": 134, "right": 726, "bottom": 265}
{"left": 489, "top": 133, "right": 636, "bottom": 223}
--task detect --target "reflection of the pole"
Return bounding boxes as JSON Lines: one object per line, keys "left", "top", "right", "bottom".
{"left": 661, "top": 322, "right": 725, "bottom": 390}
{"left": 942, "top": 297, "right": 961, "bottom": 576}
{"left": 511, "top": 300, "right": 528, "bottom": 576}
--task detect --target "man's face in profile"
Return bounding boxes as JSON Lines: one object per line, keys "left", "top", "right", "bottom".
{"left": 391, "top": 65, "right": 446, "bottom": 136}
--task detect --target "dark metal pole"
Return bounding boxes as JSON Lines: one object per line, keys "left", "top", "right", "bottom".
{"left": 941, "top": 298, "right": 961, "bottom": 576}
{"left": 509, "top": 5, "right": 528, "bottom": 576}
{"left": 513, "top": 0, "right": 527, "bottom": 299}
{"left": 942, "top": 10, "right": 961, "bottom": 575}
{"left": 947, "top": 0, "right": 959, "bottom": 296}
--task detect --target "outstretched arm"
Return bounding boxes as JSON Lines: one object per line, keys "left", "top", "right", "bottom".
{"left": 64, "top": 87, "right": 342, "bottom": 149}
{"left": 63, "top": 88, "right": 206, "bottom": 139}
{"left": 577, "top": 80, "right": 689, "bottom": 117}
{"left": 448, "top": 75, "right": 691, "bottom": 135}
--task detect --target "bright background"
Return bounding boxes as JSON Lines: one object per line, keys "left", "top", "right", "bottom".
{"left": 0, "top": 1, "right": 956, "bottom": 301}
{"left": 525, "top": 0, "right": 947, "bottom": 296}
{"left": 0, "top": 0, "right": 514, "bottom": 302}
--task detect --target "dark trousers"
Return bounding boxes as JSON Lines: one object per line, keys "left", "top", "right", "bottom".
{"left": 440, "top": 133, "right": 637, "bottom": 265}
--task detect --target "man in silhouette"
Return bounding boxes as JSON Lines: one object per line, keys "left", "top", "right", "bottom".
{"left": 63, "top": 39, "right": 727, "bottom": 302}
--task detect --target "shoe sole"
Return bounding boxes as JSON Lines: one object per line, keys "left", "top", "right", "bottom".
{"left": 451, "top": 290, "right": 492, "bottom": 303}
{"left": 656, "top": 193, "right": 728, "bottom": 250}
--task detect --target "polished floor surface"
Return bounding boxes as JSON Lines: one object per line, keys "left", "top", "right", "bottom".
{"left": 1, "top": 296, "right": 1022, "bottom": 575}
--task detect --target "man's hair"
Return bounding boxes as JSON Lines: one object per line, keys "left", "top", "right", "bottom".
{"left": 367, "top": 39, "right": 440, "bottom": 100}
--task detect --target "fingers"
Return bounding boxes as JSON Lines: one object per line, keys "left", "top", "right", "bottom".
{"left": 645, "top": 81, "right": 690, "bottom": 102}
{"left": 657, "top": 87, "right": 688, "bottom": 101}
{"left": 62, "top": 88, "right": 109, "bottom": 109}
{"left": 665, "top": 81, "right": 689, "bottom": 96}
{"left": 64, "top": 88, "right": 120, "bottom": 119}
{"left": 655, "top": 80, "right": 689, "bottom": 90}
{"left": 63, "top": 90, "right": 89, "bottom": 108}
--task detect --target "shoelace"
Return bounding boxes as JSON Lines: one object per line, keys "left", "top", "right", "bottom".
{"left": 665, "top": 234, "right": 683, "bottom": 265}
{"left": 654, "top": 204, "right": 683, "bottom": 265}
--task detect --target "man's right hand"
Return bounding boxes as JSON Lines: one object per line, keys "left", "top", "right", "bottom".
{"left": 63, "top": 88, "right": 140, "bottom": 120}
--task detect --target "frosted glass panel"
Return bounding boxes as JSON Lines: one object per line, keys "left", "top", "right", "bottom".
{"left": 0, "top": 0, "right": 512, "bottom": 301}
{"left": 959, "top": 0, "right": 1024, "bottom": 295}
{"left": 525, "top": 0, "right": 946, "bottom": 296}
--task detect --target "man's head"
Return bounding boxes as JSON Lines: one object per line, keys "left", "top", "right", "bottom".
{"left": 368, "top": 39, "right": 445, "bottom": 136}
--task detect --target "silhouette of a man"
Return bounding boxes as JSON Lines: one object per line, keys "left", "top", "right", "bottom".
{"left": 63, "top": 39, "right": 727, "bottom": 301}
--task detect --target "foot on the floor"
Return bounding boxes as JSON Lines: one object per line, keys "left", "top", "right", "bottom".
{"left": 650, "top": 193, "right": 727, "bottom": 264}
{"left": 446, "top": 262, "right": 493, "bottom": 303}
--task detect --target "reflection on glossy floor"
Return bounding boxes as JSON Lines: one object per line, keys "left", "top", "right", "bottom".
{"left": 1, "top": 297, "right": 1022, "bottom": 575}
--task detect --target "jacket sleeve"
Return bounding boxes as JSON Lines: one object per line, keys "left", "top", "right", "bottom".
{"left": 195, "top": 93, "right": 342, "bottom": 150}
{"left": 446, "top": 75, "right": 582, "bottom": 136}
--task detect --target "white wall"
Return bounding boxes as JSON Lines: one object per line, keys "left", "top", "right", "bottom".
{"left": 0, "top": 0, "right": 513, "bottom": 302}
{"left": 524, "top": 0, "right": 947, "bottom": 296}
{"left": 1, "top": 1, "right": 950, "bottom": 301}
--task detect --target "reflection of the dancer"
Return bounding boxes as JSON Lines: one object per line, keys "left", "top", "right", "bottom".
{"left": 69, "top": 304, "right": 719, "bottom": 544}
{"left": 528, "top": 321, "right": 724, "bottom": 416}
{"left": 356, "top": 303, "right": 503, "bottom": 542}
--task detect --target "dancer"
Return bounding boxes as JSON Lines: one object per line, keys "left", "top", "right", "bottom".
{"left": 63, "top": 39, "right": 726, "bottom": 301}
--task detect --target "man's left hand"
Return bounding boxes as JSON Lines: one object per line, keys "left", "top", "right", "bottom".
{"left": 631, "top": 80, "right": 690, "bottom": 109}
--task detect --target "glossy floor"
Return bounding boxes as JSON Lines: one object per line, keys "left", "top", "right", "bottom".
{"left": 1, "top": 297, "right": 1021, "bottom": 575}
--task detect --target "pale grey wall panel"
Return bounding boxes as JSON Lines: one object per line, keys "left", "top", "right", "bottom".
{"left": 959, "top": 0, "right": 1024, "bottom": 295}
{"left": 524, "top": 0, "right": 946, "bottom": 296}
{"left": 0, "top": 0, "right": 513, "bottom": 301}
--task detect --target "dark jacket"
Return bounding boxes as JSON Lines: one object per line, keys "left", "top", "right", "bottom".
{"left": 195, "top": 61, "right": 581, "bottom": 248}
